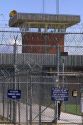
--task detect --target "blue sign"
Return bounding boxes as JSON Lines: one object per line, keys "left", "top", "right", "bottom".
{"left": 7, "top": 89, "right": 21, "bottom": 99}
{"left": 51, "top": 87, "right": 69, "bottom": 101}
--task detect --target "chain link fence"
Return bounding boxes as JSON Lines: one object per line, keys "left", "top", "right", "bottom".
{"left": 0, "top": 29, "right": 83, "bottom": 125}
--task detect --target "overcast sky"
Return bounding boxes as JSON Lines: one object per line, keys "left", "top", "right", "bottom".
{"left": 0, "top": 0, "right": 83, "bottom": 26}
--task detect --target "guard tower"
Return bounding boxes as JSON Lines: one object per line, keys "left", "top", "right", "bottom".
{"left": 9, "top": 10, "right": 80, "bottom": 54}
{"left": 7, "top": 10, "right": 83, "bottom": 125}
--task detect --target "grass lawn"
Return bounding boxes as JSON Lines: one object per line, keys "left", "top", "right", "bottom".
{"left": 62, "top": 103, "right": 81, "bottom": 115}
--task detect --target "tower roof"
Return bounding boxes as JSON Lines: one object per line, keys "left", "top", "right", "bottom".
{"left": 9, "top": 11, "right": 80, "bottom": 29}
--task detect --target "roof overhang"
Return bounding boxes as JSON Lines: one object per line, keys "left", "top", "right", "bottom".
{"left": 9, "top": 12, "right": 80, "bottom": 29}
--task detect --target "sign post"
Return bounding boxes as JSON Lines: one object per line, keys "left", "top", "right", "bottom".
{"left": 51, "top": 87, "right": 68, "bottom": 122}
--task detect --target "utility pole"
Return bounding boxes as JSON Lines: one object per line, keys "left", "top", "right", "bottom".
{"left": 56, "top": 0, "right": 59, "bottom": 14}
{"left": 54, "top": 0, "right": 60, "bottom": 121}
{"left": 43, "top": 0, "right": 45, "bottom": 14}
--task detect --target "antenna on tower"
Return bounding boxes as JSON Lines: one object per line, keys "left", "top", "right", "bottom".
{"left": 43, "top": 0, "right": 45, "bottom": 13}
{"left": 56, "top": 0, "right": 59, "bottom": 14}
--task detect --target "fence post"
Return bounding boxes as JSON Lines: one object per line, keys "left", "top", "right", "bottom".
{"left": 53, "top": 45, "right": 60, "bottom": 124}
{"left": 26, "top": 71, "right": 29, "bottom": 125}
{"left": 29, "top": 70, "right": 32, "bottom": 125}
{"left": 13, "top": 35, "right": 18, "bottom": 124}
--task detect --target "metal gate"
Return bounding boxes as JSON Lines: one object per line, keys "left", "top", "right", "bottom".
{"left": 0, "top": 30, "right": 83, "bottom": 125}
